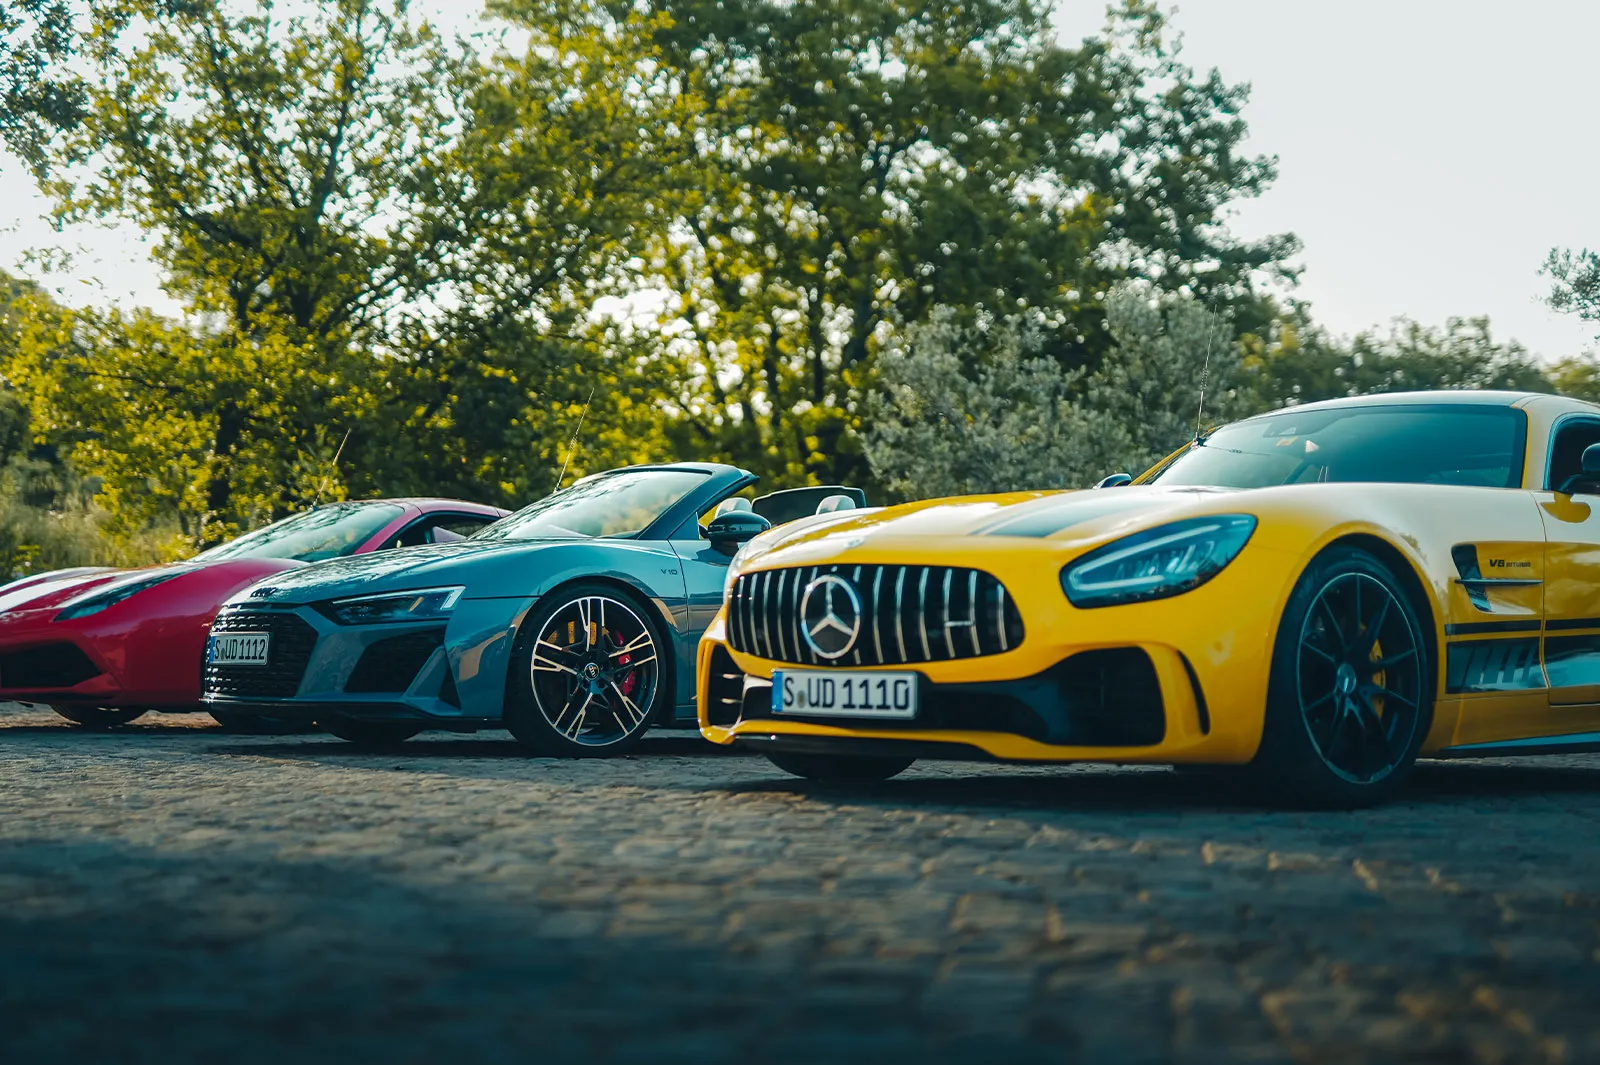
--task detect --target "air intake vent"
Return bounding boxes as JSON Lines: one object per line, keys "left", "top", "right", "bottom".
{"left": 727, "top": 564, "right": 1024, "bottom": 667}
{"left": 0, "top": 643, "right": 101, "bottom": 689}
{"left": 345, "top": 630, "right": 444, "bottom": 694}
{"left": 704, "top": 645, "right": 745, "bottom": 727}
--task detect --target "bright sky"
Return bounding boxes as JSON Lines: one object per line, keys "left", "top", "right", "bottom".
{"left": 3, "top": 0, "right": 1596, "bottom": 358}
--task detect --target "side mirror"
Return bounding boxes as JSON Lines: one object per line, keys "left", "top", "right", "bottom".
{"left": 1094, "top": 473, "right": 1133, "bottom": 489}
{"left": 706, "top": 511, "right": 771, "bottom": 556}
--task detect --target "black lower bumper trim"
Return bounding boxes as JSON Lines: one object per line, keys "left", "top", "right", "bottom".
{"left": 735, "top": 647, "right": 1167, "bottom": 748}
{"left": 202, "top": 697, "right": 492, "bottom": 732}
{"left": 732, "top": 732, "right": 1001, "bottom": 763}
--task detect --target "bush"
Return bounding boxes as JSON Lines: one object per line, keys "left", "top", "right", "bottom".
{"left": 0, "top": 473, "right": 183, "bottom": 582}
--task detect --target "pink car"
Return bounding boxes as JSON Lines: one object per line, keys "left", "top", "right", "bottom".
{"left": 0, "top": 498, "right": 509, "bottom": 729}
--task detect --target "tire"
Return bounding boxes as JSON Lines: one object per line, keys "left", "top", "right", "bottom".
{"left": 1250, "top": 545, "right": 1432, "bottom": 808}
{"left": 50, "top": 704, "right": 148, "bottom": 728}
{"left": 504, "top": 581, "right": 667, "bottom": 757}
{"left": 321, "top": 716, "right": 420, "bottom": 749}
{"left": 208, "top": 710, "right": 317, "bottom": 735}
{"left": 764, "top": 751, "right": 916, "bottom": 782}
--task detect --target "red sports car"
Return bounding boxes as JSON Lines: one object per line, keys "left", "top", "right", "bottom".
{"left": 0, "top": 498, "right": 508, "bottom": 729}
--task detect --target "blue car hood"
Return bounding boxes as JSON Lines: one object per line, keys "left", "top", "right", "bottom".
{"left": 227, "top": 538, "right": 569, "bottom": 605}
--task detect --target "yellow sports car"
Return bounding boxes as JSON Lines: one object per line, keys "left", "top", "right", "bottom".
{"left": 697, "top": 390, "right": 1600, "bottom": 806}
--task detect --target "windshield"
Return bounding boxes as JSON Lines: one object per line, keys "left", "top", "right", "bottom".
{"left": 1147, "top": 404, "right": 1526, "bottom": 489}
{"left": 195, "top": 503, "right": 406, "bottom": 563}
{"left": 475, "top": 469, "right": 707, "bottom": 541}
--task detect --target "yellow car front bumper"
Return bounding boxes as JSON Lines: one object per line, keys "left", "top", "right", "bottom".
{"left": 697, "top": 542, "right": 1308, "bottom": 765}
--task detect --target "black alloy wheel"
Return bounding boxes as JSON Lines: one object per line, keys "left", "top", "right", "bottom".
{"left": 505, "top": 582, "right": 665, "bottom": 757}
{"left": 1253, "top": 546, "right": 1432, "bottom": 807}
{"left": 1296, "top": 571, "right": 1426, "bottom": 783}
{"left": 50, "top": 704, "right": 148, "bottom": 728}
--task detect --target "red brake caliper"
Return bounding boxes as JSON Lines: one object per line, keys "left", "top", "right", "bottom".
{"left": 615, "top": 650, "right": 638, "bottom": 697}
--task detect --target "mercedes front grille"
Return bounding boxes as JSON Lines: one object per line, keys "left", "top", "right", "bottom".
{"left": 727, "top": 564, "right": 1024, "bottom": 667}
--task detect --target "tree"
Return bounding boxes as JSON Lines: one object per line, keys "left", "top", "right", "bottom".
{"left": 23, "top": 0, "right": 468, "bottom": 539}
{"left": 863, "top": 282, "right": 1236, "bottom": 498}
{"left": 862, "top": 310, "right": 1112, "bottom": 499}
{"left": 1240, "top": 316, "right": 1551, "bottom": 410}
{"left": 374, "top": 0, "right": 699, "bottom": 501}
{"left": 0, "top": 1, "right": 84, "bottom": 173}
{"left": 15, "top": 0, "right": 700, "bottom": 535}
{"left": 642, "top": 0, "right": 1295, "bottom": 488}
{"left": 1546, "top": 247, "right": 1600, "bottom": 340}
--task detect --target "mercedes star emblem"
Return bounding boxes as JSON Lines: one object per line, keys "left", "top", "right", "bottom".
{"left": 799, "top": 574, "right": 862, "bottom": 660}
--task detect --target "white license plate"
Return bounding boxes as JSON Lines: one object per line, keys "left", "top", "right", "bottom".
{"left": 209, "top": 632, "right": 271, "bottom": 666}
{"left": 771, "top": 670, "right": 918, "bottom": 719}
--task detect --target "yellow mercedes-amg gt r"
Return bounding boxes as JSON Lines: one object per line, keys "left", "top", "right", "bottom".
{"left": 697, "top": 390, "right": 1600, "bottom": 806}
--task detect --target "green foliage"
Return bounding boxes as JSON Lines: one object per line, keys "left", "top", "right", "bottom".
{"left": 865, "top": 289, "right": 1570, "bottom": 497}
{"left": 0, "top": 0, "right": 83, "bottom": 173}
{"left": 3, "top": 0, "right": 1593, "bottom": 549}
{"left": 640, "top": 0, "right": 1293, "bottom": 488}
{"left": 864, "top": 283, "right": 1239, "bottom": 497}
{"left": 1546, "top": 247, "right": 1600, "bottom": 339}
{"left": 376, "top": 0, "right": 697, "bottom": 501}
{"left": 22, "top": 0, "right": 469, "bottom": 542}
{"left": 1241, "top": 316, "right": 1551, "bottom": 410}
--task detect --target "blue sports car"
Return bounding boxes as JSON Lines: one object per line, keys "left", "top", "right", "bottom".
{"left": 200, "top": 463, "right": 864, "bottom": 753}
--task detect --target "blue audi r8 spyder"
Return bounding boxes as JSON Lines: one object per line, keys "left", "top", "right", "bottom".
{"left": 200, "top": 463, "right": 863, "bottom": 753}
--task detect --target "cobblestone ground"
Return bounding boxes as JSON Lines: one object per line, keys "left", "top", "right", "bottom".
{"left": 3, "top": 702, "right": 1600, "bottom": 1064}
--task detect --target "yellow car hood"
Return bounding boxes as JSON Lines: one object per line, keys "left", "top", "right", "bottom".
{"left": 747, "top": 486, "right": 1251, "bottom": 565}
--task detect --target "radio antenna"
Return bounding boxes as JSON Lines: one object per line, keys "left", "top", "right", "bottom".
{"left": 553, "top": 384, "right": 596, "bottom": 494}
{"left": 1193, "top": 301, "right": 1221, "bottom": 442}
{"left": 311, "top": 428, "right": 351, "bottom": 508}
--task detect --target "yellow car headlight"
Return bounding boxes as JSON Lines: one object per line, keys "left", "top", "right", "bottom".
{"left": 1061, "top": 515, "right": 1257, "bottom": 608}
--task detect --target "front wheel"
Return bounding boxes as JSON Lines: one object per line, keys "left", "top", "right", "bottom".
{"left": 51, "top": 705, "right": 147, "bottom": 728}
{"left": 765, "top": 751, "right": 916, "bottom": 782}
{"left": 321, "top": 716, "right": 420, "bottom": 749}
{"left": 1250, "top": 546, "right": 1432, "bottom": 808}
{"left": 504, "top": 582, "right": 667, "bottom": 757}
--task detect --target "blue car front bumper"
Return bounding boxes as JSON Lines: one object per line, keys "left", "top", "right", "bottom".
{"left": 200, "top": 598, "right": 528, "bottom": 727}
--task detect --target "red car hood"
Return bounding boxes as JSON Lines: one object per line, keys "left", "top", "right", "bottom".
{"left": 0, "top": 567, "right": 139, "bottom": 614}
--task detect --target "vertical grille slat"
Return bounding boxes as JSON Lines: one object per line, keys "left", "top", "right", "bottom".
{"left": 967, "top": 571, "right": 982, "bottom": 657}
{"left": 871, "top": 567, "right": 885, "bottom": 663}
{"left": 916, "top": 568, "right": 932, "bottom": 662}
{"left": 996, "top": 581, "right": 1010, "bottom": 652}
{"left": 728, "top": 564, "right": 1024, "bottom": 667}
{"left": 851, "top": 566, "right": 864, "bottom": 667}
{"left": 934, "top": 569, "right": 947, "bottom": 658}
{"left": 893, "top": 567, "right": 908, "bottom": 662}
{"left": 773, "top": 570, "right": 789, "bottom": 663}
{"left": 759, "top": 570, "right": 775, "bottom": 660}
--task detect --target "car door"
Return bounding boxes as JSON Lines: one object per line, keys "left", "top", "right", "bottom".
{"left": 635, "top": 466, "right": 758, "bottom": 714}
{"left": 1535, "top": 413, "right": 1600, "bottom": 712}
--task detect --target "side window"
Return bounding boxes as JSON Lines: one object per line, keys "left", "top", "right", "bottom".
{"left": 1547, "top": 419, "right": 1600, "bottom": 493}
{"left": 388, "top": 514, "right": 498, "bottom": 549}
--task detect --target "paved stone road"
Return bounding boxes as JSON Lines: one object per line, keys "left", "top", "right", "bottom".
{"left": 3, "top": 701, "right": 1600, "bottom": 1064}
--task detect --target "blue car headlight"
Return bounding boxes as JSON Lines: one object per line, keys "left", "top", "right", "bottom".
{"left": 55, "top": 572, "right": 183, "bottom": 621}
{"left": 1061, "top": 515, "right": 1257, "bottom": 608}
{"left": 320, "top": 586, "right": 464, "bottom": 626}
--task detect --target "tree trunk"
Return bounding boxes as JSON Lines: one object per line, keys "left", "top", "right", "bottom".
{"left": 204, "top": 399, "right": 246, "bottom": 530}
